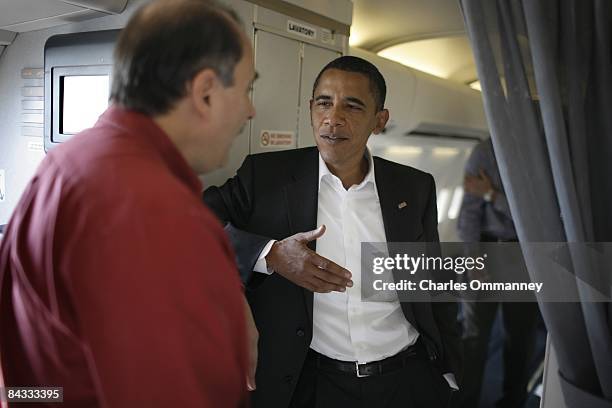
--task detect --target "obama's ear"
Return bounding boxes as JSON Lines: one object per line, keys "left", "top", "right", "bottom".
{"left": 373, "top": 109, "right": 389, "bottom": 134}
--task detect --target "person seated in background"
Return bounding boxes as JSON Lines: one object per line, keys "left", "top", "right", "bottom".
{"left": 456, "top": 137, "right": 539, "bottom": 408}
{"left": 0, "top": 0, "right": 257, "bottom": 406}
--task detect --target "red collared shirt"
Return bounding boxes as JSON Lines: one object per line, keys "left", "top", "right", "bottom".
{"left": 0, "top": 106, "right": 248, "bottom": 407}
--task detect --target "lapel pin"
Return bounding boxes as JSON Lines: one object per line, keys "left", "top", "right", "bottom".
{"left": 398, "top": 201, "right": 407, "bottom": 209}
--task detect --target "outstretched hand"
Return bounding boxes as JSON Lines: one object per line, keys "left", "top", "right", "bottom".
{"left": 265, "top": 225, "right": 353, "bottom": 292}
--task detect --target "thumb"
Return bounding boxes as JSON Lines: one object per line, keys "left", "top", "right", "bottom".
{"left": 298, "top": 225, "right": 326, "bottom": 242}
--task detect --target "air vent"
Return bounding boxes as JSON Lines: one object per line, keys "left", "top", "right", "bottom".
{"left": 406, "top": 123, "right": 487, "bottom": 141}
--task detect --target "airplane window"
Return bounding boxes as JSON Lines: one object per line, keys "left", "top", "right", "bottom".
{"left": 385, "top": 146, "right": 423, "bottom": 156}
{"left": 61, "top": 75, "right": 110, "bottom": 134}
{"left": 447, "top": 186, "right": 464, "bottom": 220}
{"left": 437, "top": 188, "right": 451, "bottom": 222}
{"left": 432, "top": 146, "right": 460, "bottom": 157}
{"left": 369, "top": 134, "right": 478, "bottom": 241}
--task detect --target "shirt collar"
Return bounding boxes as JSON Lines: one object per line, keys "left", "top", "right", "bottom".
{"left": 97, "top": 105, "right": 203, "bottom": 194}
{"left": 318, "top": 148, "right": 377, "bottom": 192}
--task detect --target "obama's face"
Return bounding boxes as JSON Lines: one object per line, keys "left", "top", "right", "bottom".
{"left": 310, "top": 69, "right": 388, "bottom": 171}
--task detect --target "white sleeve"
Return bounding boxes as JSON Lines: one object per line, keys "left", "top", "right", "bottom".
{"left": 252, "top": 240, "right": 276, "bottom": 275}
{"left": 443, "top": 373, "right": 459, "bottom": 390}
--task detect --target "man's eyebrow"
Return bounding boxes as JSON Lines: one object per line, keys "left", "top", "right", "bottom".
{"left": 345, "top": 96, "right": 366, "bottom": 108}
{"left": 314, "top": 95, "right": 332, "bottom": 101}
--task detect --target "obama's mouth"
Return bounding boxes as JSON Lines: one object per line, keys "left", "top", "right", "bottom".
{"left": 319, "top": 133, "right": 349, "bottom": 144}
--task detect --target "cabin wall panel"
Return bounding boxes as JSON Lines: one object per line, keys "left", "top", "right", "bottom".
{"left": 0, "top": 0, "right": 351, "bottom": 222}
{"left": 0, "top": 0, "right": 147, "bottom": 223}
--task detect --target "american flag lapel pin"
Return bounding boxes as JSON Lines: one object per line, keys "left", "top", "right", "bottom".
{"left": 398, "top": 201, "right": 407, "bottom": 209}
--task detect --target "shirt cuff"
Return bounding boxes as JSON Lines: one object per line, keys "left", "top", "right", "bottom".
{"left": 253, "top": 240, "right": 276, "bottom": 275}
{"left": 443, "top": 373, "right": 459, "bottom": 390}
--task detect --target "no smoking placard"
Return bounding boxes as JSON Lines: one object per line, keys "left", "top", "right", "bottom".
{"left": 260, "top": 130, "right": 295, "bottom": 148}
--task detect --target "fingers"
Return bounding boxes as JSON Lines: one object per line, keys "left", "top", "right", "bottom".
{"left": 303, "top": 275, "right": 340, "bottom": 293}
{"left": 311, "top": 253, "right": 351, "bottom": 278}
{"left": 312, "top": 266, "right": 352, "bottom": 288}
{"left": 464, "top": 176, "right": 476, "bottom": 188}
{"left": 465, "top": 175, "right": 478, "bottom": 184}
{"left": 312, "top": 263, "right": 352, "bottom": 288}
{"left": 296, "top": 225, "right": 326, "bottom": 243}
{"left": 308, "top": 255, "right": 352, "bottom": 289}
{"left": 464, "top": 179, "right": 473, "bottom": 192}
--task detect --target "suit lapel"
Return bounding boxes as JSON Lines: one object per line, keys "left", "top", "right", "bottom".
{"left": 374, "top": 157, "right": 418, "bottom": 328}
{"left": 283, "top": 148, "right": 319, "bottom": 322}
{"left": 374, "top": 157, "right": 423, "bottom": 244}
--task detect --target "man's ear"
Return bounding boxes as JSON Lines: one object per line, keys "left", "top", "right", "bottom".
{"left": 189, "top": 68, "right": 219, "bottom": 117}
{"left": 373, "top": 109, "right": 390, "bottom": 135}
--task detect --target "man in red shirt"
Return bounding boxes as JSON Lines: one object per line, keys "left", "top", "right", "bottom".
{"left": 0, "top": 0, "right": 256, "bottom": 406}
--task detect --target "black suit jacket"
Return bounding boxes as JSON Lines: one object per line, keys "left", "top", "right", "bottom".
{"left": 204, "top": 147, "right": 461, "bottom": 408}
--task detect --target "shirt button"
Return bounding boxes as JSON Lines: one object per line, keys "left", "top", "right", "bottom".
{"left": 284, "top": 375, "right": 294, "bottom": 384}
{"left": 296, "top": 328, "right": 305, "bottom": 337}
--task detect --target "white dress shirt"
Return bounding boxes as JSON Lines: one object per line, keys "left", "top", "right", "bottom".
{"left": 309, "top": 151, "right": 420, "bottom": 363}
{"left": 255, "top": 150, "right": 419, "bottom": 363}
{"left": 253, "top": 150, "right": 458, "bottom": 389}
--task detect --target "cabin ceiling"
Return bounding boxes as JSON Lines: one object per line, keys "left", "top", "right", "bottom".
{"left": 0, "top": 0, "right": 125, "bottom": 34}
{"left": 351, "top": 0, "right": 479, "bottom": 87}
{"left": 0, "top": 0, "right": 83, "bottom": 29}
{"left": 0, "top": 0, "right": 479, "bottom": 87}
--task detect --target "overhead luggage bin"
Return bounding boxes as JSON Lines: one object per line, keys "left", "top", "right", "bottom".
{"left": 0, "top": 0, "right": 128, "bottom": 33}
